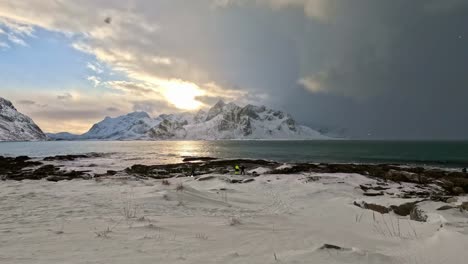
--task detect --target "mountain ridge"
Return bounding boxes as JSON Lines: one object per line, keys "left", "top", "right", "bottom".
{"left": 48, "top": 100, "right": 330, "bottom": 141}
{"left": 0, "top": 97, "right": 47, "bottom": 142}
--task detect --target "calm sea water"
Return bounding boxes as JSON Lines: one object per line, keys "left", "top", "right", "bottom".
{"left": 1, "top": 140, "right": 468, "bottom": 168}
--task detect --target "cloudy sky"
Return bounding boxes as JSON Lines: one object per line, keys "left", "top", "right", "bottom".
{"left": 1, "top": 0, "right": 467, "bottom": 139}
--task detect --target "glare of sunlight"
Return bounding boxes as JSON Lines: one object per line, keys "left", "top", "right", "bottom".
{"left": 161, "top": 80, "right": 205, "bottom": 110}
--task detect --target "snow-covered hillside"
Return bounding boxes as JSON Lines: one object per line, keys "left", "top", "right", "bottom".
{"left": 49, "top": 101, "right": 329, "bottom": 140}
{"left": 0, "top": 97, "right": 47, "bottom": 142}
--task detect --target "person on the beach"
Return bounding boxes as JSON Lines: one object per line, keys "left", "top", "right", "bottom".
{"left": 234, "top": 165, "right": 240, "bottom": 175}
{"left": 240, "top": 165, "right": 246, "bottom": 175}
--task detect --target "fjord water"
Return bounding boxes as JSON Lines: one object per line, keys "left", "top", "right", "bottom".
{"left": 1, "top": 140, "right": 468, "bottom": 168}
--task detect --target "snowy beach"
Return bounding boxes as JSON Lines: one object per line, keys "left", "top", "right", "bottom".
{"left": 1, "top": 163, "right": 468, "bottom": 264}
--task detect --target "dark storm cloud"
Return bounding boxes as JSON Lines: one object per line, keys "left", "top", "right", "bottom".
{"left": 239, "top": 0, "right": 468, "bottom": 139}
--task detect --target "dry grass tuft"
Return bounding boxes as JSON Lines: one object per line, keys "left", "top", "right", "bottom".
{"left": 162, "top": 179, "right": 171, "bottom": 186}
{"left": 229, "top": 217, "right": 242, "bottom": 226}
{"left": 176, "top": 183, "right": 184, "bottom": 191}
{"left": 195, "top": 233, "right": 208, "bottom": 240}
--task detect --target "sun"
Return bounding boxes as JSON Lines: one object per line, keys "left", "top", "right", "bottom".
{"left": 161, "top": 80, "right": 205, "bottom": 110}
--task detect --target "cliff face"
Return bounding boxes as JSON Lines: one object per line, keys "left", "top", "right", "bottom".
{"left": 0, "top": 97, "right": 47, "bottom": 142}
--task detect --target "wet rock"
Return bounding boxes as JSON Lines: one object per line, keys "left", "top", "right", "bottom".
{"left": 0, "top": 156, "right": 42, "bottom": 178}
{"left": 43, "top": 153, "right": 104, "bottom": 161}
{"left": 107, "top": 170, "right": 118, "bottom": 176}
{"left": 182, "top": 157, "right": 218, "bottom": 162}
{"left": 33, "top": 165, "right": 59, "bottom": 178}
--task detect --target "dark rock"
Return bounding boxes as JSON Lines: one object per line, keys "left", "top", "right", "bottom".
{"left": 107, "top": 170, "right": 118, "bottom": 175}
{"left": 319, "top": 244, "right": 350, "bottom": 251}
{"left": 430, "top": 195, "right": 455, "bottom": 203}
{"left": 363, "top": 191, "right": 384, "bottom": 196}
{"left": 33, "top": 165, "right": 59, "bottom": 178}
{"left": 307, "top": 176, "right": 320, "bottom": 182}
{"left": 198, "top": 175, "right": 216, "bottom": 181}
{"left": 182, "top": 157, "right": 218, "bottom": 162}
{"left": 360, "top": 184, "right": 389, "bottom": 191}
{"left": 437, "top": 205, "right": 455, "bottom": 211}
{"left": 354, "top": 201, "right": 390, "bottom": 214}
{"left": 14, "top": 156, "right": 31, "bottom": 162}
{"left": 391, "top": 202, "right": 417, "bottom": 216}
{"left": 461, "top": 202, "right": 468, "bottom": 211}
{"left": 242, "top": 178, "right": 255, "bottom": 183}
{"left": 43, "top": 153, "right": 105, "bottom": 161}
{"left": 452, "top": 187, "right": 464, "bottom": 195}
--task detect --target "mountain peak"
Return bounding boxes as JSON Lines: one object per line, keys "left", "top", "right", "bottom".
{"left": 0, "top": 97, "right": 46, "bottom": 141}
{"left": 0, "top": 97, "right": 15, "bottom": 110}
{"left": 125, "top": 111, "right": 151, "bottom": 119}
{"left": 213, "top": 99, "right": 225, "bottom": 108}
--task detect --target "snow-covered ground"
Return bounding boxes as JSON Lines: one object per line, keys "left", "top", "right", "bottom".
{"left": 1, "top": 173, "right": 467, "bottom": 264}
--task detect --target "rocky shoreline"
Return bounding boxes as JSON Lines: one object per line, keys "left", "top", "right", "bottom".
{"left": 1, "top": 154, "right": 467, "bottom": 198}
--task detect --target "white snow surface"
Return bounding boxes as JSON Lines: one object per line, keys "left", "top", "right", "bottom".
{"left": 0, "top": 97, "right": 46, "bottom": 142}
{"left": 1, "top": 172, "right": 467, "bottom": 264}
{"left": 48, "top": 100, "right": 330, "bottom": 140}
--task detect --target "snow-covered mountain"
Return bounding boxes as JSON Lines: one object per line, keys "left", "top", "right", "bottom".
{"left": 45, "top": 132, "right": 80, "bottom": 141}
{"left": 49, "top": 101, "right": 330, "bottom": 140}
{"left": 0, "top": 97, "right": 47, "bottom": 142}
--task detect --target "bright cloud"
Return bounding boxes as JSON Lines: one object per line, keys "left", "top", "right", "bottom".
{"left": 87, "top": 76, "right": 101, "bottom": 87}
{"left": 0, "top": 0, "right": 248, "bottom": 120}
{"left": 86, "top": 62, "right": 103, "bottom": 74}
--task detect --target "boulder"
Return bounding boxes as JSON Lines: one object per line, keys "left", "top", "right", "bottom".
{"left": 391, "top": 202, "right": 417, "bottom": 216}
